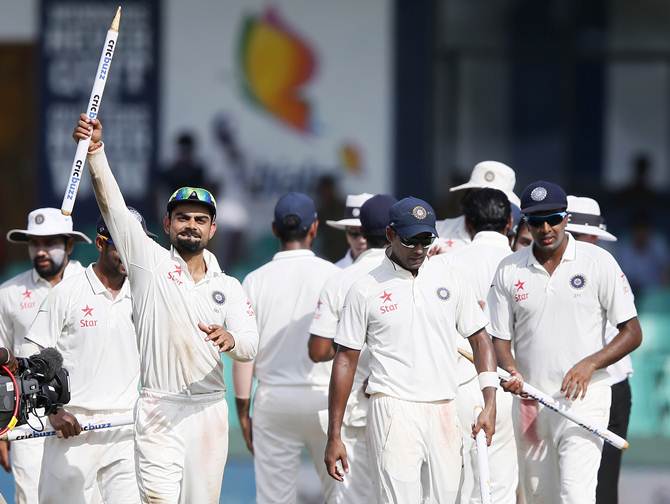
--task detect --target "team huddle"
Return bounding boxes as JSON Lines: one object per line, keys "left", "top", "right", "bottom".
{"left": 0, "top": 114, "right": 641, "bottom": 504}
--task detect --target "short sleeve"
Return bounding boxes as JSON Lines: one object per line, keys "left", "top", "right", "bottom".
{"left": 334, "top": 284, "right": 368, "bottom": 351}
{"left": 223, "top": 277, "right": 259, "bottom": 362}
{"left": 454, "top": 271, "right": 488, "bottom": 338}
{"left": 309, "top": 276, "right": 341, "bottom": 339}
{"left": 25, "top": 289, "right": 68, "bottom": 349}
{"left": 598, "top": 252, "right": 638, "bottom": 327}
{"left": 0, "top": 289, "right": 14, "bottom": 350}
{"left": 487, "top": 263, "right": 513, "bottom": 341}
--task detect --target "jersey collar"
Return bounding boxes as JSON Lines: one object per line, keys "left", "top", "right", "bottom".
{"left": 472, "top": 231, "right": 511, "bottom": 250}
{"left": 31, "top": 260, "right": 82, "bottom": 286}
{"left": 85, "top": 263, "right": 130, "bottom": 299}
{"left": 272, "top": 249, "right": 315, "bottom": 261}
{"left": 526, "top": 232, "right": 577, "bottom": 268}
{"left": 170, "top": 247, "right": 223, "bottom": 279}
{"left": 354, "top": 247, "right": 387, "bottom": 264}
{"left": 383, "top": 249, "right": 426, "bottom": 279}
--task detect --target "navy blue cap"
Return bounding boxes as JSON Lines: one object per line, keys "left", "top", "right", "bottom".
{"left": 520, "top": 181, "right": 568, "bottom": 214}
{"left": 389, "top": 197, "right": 438, "bottom": 239}
{"left": 360, "top": 194, "right": 397, "bottom": 237}
{"left": 96, "top": 207, "right": 157, "bottom": 240}
{"left": 273, "top": 192, "right": 317, "bottom": 232}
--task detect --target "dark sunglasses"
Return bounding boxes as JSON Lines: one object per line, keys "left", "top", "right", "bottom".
{"left": 524, "top": 211, "right": 567, "bottom": 228}
{"left": 399, "top": 235, "right": 436, "bottom": 249}
{"left": 346, "top": 230, "right": 364, "bottom": 239}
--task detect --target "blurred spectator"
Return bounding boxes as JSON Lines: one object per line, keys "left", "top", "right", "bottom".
{"left": 616, "top": 153, "right": 659, "bottom": 214}
{"left": 617, "top": 210, "right": 670, "bottom": 296}
{"left": 212, "top": 114, "right": 250, "bottom": 270}
{"left": 313, "top": 175, "right": 346, "bottom": 262}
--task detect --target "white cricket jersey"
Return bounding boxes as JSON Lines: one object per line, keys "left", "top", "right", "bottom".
{"left": 335, "top": 253, "right": 487, "bottom": 402}
{"left": 243, "top": 249, "right": 338, "bottom": 387}
{"left": 0, "top": 261, "right": 84, "bottom": 356}
{"left": 488, "top": 233, "right": 637, "bottom": 395}
{"left": 433, "top": 215, "right": 471, "bottom": 254}
{"left": 310, "top": 247, "right": 386, "bottom": 390}
{"left": 335, "top": 250, "right": 354, "bottom": 268}
{"left": 87, "top": 146, "right": 259, "bottom": 395}
{"left": 438, "top": 231, "right": 512, "bottom": 384}
{"left": 26, "top": 265, "right": 139, "bottom": 411}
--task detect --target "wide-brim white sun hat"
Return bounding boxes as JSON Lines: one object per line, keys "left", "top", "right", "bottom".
{"left": 7, "top": 207, "right": 92, "bottom": 244}
{"left": 566, "top": 195, "right": 617, "bottom": 241}
{"left": 449, "top": 160, "right": 521, "bottom": 208}
{"left": 326, "top": 193, "right": 374, "bottom": 230}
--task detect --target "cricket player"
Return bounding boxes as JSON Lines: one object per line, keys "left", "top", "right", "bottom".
{"left": 326, "top": 197, "right": 498, "bottom": 503}
{"left": 327, "top": 193, "right": 374, "bottom": 267}
{"left": 432, "top": 161, "right": 520, "bottom": 255}
{"left": 565, "top": 195, "right": 632, "bottom": 504}
{"left": 488, "top": 181, "right": 643, "bottom": 504}
{"left": 309, "top": 194, "right": 397, "bottom": 503}
{"left": 23, "top": 210, "right": 153, "bottom": 503}
{"left": 233, "top": 192, "right": 339, "bottom": 503}
{"left": 438, "top": 188, "right": 518, "bottom": 504}
{"left": 0, "top": 208, "right": 90, "bottom": 504}
{"left": 73, "top": 114, "right": 259, "bottom": 503}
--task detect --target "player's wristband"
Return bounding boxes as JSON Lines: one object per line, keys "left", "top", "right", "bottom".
{"left": 478, "top": 372, "right": 499, "bottom": 390}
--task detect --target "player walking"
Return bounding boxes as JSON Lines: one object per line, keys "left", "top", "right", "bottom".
{"left": 309, "top": 194, "right": 397, "bottom": 503}
{"left": 233, "top": 192, "right": 339, "bottom": 503}
{"left": 73, "top": 115, "right": 259, "bottom": 503}
{"left": 438, "top": 188, "right": 518, "bottom": 504}
{"left": 488, "top": 182, "right": 642, "bottom": 504}
{"left": 325, "top": 197, "right": 498, "bottom": 503}
{"left": 0, "top": 208, "right": 90, "bottom": 504}
{"left": 23, "top": 210, "right": 153, "bottom": 503}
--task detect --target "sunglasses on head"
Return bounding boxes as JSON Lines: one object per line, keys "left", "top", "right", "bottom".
{"left": 399, "top": 235, "right": 436, "bottom": 249}
{"left": 168, "top": 187, "right": 217, "bottom": 207}
{"left": 98, "top": 234, "right": 115, "bottom": 247}
{"left": 524, "top": 211, "right": 567, "bottom": 228}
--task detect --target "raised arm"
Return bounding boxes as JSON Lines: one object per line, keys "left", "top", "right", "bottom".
{"left": 73, "top": 114, "right": 158, "bottom": 271}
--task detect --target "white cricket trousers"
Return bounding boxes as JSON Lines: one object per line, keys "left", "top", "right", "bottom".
{"left": 11, "top": 436, "right": 43, "bottom": 504}
{"left": 134, "top": 389, "right": 229, "bottom": 504}
{"left": 367, "top": 395, "right": 462, "bottom": 504}
{"left": 333, "top": 424, "right": 374, "bottom": 504}
{"left": 514, "top": 384, "right": 611, "bottom": 504}
{"left": 253, "top": 384, "right": 334, "bottom": 503}
{"left": 38, "top": 408, "right": 138, "bottom": 504}
{"left": 456, "top": 377, "right": 517, "bottom": 504}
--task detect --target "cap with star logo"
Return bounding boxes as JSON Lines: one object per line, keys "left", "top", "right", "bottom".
{"left": 520, "top": 180, "right": 567, "bottom": 214}
{"left": 389, "top": 197, "right": 438, "bottom": 239}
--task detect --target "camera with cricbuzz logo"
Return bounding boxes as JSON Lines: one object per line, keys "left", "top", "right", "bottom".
{"left": 0, "top": 347, "right": 70, "bottom": 433}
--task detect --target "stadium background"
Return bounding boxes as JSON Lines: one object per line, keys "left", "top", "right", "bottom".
{"left": 0, "top": 0, "right": 669, "bottom": 502}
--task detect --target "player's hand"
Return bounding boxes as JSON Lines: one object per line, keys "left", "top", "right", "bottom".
{"left": 427, "top": 239, "right": 450, "bottom": 257}
{"left": 501, "top": 369, "right": 525, "bottom": 396}
{"left": 198, "top": 322, "right": 236, "bottom": 352}
{"left": 73, "top": 113, "right": 103, "bottom": 150}
{"left": 239, "top": 415, "right": 253, "bottom": 454}
{"left": 0, "top": 348, "right": 18, "bottom": 375}
{"left": 0, "top": 440, "right": 10, "bottom": 472}
{"left": 49, "top": 409, "right": 82, "bottom": 439}
{"left": 325, "top": 436, "right": 349, "bottom": 482}
{"left": 561, "top": 357, "right": 597, "bottom": 400}
{"left": 472, "top": 405, "right": 496, "bottom": 446}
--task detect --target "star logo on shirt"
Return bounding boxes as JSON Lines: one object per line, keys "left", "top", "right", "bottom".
{"left": 514, "top": 280, "right": 525, "bottom": 292}
{"left": 21, "top": 289, "right": 32, "bottom": 299}
{"left": 446, "top": 239, "right": 454, "bottom": 248}
{"left": 173, "top": 264, "right": 183, "bottom": 276}
{"left": 380, "top": 291, "right": 393, "bottom": 303}
{"left": 82, "top": 305, "right": 94, "bottom": 317}
{"left": 316, "top": 299, "right": 323, "bottom": 310}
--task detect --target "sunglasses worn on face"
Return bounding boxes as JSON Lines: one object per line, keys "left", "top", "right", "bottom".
{"left": 346, "top": 230, "right": 364, "bottom": 239}
{"left": 524, "top": 212, "right": 567, "bottom": 228}
{"left": 399, "top": 235, "right": 436, "bottom": 249}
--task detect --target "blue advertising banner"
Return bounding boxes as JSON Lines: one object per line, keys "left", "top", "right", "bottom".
{"left": 38, "top": 0, "right": 160, "bottom": 223}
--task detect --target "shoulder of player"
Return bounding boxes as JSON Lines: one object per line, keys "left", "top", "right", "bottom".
{"left": 0, "top": 268, "right": 33, "bottom": 291}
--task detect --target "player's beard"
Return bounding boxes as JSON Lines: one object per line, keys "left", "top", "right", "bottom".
{"left": 28, "top": 244, "right": 67, "bottom": 279}
{"left": 173, "top": 231, "right": 207, "bottom": 254}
